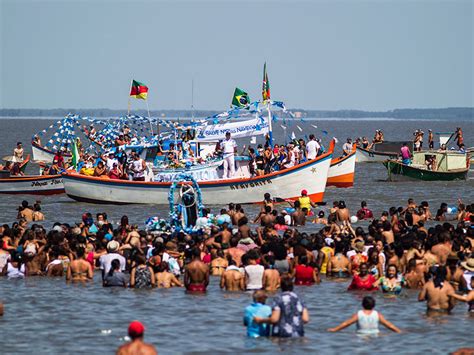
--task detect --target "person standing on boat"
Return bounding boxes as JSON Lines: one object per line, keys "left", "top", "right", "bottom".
{"left": 220, "top": 131, "right": 237, "bottom": 179}
{"left": 13, "top": 142, "right": 24, "bottom": 162}
{"left": 428, "top": 129, "right": 434, "bottom": 150}
{"left": 306, "top": 134, "right": 320, "bottom": 160}
{"left": 455, "top": 127, "right": 463, "bottom": 149}
{"left": 400, "top": 143, "right": 411, "bottom": 165}
{"left": 131, "top": 152, "right": 146, "bottom": 182}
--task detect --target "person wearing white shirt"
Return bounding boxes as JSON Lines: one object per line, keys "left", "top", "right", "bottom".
{"left": 306, "top": 134, "right": 320, "bottom": 160}
{"left": 105, "top": 153, "right": 119, "bottom": 172}
{"left": 220, "top": 132, "right": 237, "bottom": 178}
{"left": 342, "top": 138, "right": 353, "bottom": 156}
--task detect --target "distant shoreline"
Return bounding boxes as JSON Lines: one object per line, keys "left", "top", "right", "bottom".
{"left": 0, "top": 107, "right": 472, "bottom": 120}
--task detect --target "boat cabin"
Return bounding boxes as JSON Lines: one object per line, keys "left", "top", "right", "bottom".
{"left": 411, "top": 151, "right": 468, "bottom": 172}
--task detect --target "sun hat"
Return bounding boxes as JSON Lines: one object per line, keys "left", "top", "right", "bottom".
{"left": 460, "top": 258, "right": 474, "bottom": 272}
{"left": 107, "top": 240, "right": 119, "bottom": 252}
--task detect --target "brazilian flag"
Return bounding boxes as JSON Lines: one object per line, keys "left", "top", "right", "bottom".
{"left": 232, "top": 87, "right": 250, "bottom": 107}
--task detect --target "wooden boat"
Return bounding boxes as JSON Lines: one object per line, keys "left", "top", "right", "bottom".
{"left": 62, "top": 142, "right": 335, "bottom": 205}
{"left": 0, "top": 174, "right": 64, "bottom": 195}
{"left": 32, "top": 141, "right": 71, "bottom": 163}
{"left": 327, "top": 144, "right": 356, "bottom": 188}
{"left": 356, "top": 141, "right": 410, "bottom": 163}
{"left": 383, "top": 150, "right": 470, "bottom": 181}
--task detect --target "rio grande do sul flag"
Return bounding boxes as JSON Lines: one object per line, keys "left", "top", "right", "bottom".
{"left": 130, "top": 80, "right": 149, "bottom": 100}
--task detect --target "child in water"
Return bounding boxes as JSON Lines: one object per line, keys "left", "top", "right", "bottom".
{"left": 327, "top": 296, "right": 401, "bottom": 334}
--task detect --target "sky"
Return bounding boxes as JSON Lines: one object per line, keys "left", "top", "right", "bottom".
{"left": 1, "top": 0, "right": 473, "bottom": 111}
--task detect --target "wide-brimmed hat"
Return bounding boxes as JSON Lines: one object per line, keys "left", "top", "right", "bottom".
{"left": 107, "top": 240, "right": 119, "bottom": 252}
{"left": 460, "top": 258, "right": 474, "bottom": 272}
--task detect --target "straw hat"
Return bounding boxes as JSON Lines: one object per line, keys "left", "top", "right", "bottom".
{"left": 107, "top": 240, "right": 119, "bottom": 252}
{"left": 460, "top": 258, "right": 474, "bottom": 272}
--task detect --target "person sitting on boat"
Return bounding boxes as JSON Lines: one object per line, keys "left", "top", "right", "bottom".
{"left": 13, "top": 142, "right": 24, "bottom": 162}
{"left": 108, "top": 163, "right": 122, "bottom": 180}
{"left": 361, "top": 137, "right": 369, "bottom": 149}
{"left": 400, "top": 142, "right": 411, "bottom": 165}
{"left": 53, "top": 150, "right": 65, "bottom": 169}
{"left": 93, "top": 161, "right": 107, "bottom": 177}
{"left": 104, "top": 152, "right": 119, "bottom": 172}
{"left": 342, "top": 138, "right": 353, "bottom": 156}
{"left": 33, "top": 135, "right": 41, "bottom": 147}
{"left": 438, "top": 143, "right": 447, "bottom": 152}
{"left": 115, "top": 134, "right": 126, "bottom": 147}
{"left": 425, "top": 156, "right": 437, "bottom": 171}
{"left": 458, "top": 143, "right": 466, "bottom": 153}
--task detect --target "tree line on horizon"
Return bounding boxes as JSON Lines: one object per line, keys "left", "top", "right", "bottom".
{"left": 0, "top": 107, "right": 472, "bottom": 119}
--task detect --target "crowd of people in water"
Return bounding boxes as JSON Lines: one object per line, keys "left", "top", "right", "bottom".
{"left": 1, "top": 193, "right": 473, "bottom": 346}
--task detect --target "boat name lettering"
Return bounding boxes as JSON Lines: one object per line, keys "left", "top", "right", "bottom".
{"left": 229, "top": 179, "right": 272, "bottom": 190}
{"left": 31, "top": 179, "right": 63, "bottom": 187}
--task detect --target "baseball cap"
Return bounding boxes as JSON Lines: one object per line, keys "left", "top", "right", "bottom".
{"left": 128, "top": 321, "right": 145, "bottom": 338}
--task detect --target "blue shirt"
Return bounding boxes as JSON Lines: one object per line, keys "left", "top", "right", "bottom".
{"left": 243, "top": 302, "right": 272, "bottom": 338}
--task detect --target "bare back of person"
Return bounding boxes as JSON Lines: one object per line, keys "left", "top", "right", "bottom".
{"left": 117, "top": 339, "right": 157, "bottom": 355}
{"left": 232, "top": 211, "right": 245, "bottom": 225}
{"left": 210, "top": 257, "right": 228, "bottom": 276}
{"left": 156, "top": 271, "right": 181, "bottom": 288}
{"left": 421, "top": 281, "right": 455, "bottom": 311}
{"left": 185, "top": 259, "right": 209, "bottom": 292}
{"left": 68, "top": 260, "right": 92, "bottom": 282}
{"left": 329, "top": 254, "right": 350, "bottom": 276}
{"left": 220, "top": 269, "right": 244, "bottom": 291}
{"left": 263, "top": 269, "right": 280, "bottom": 291}
{"left": 238, "top": 225, "right": 251, "bottom": 240}
{"left": 226, "top": 247, "right": 245, "bottom": 266}
{"left": 432, "top": 244, "right": 450, "bottom": 265}
{"left": 336, "top": 208, "right": 349, "bottom": 222}
{"left": 261, "top": 214, "right": 274, "bottom": 227}
{"left": 21, "top": 208, "right": 34, "bottom": 222}
{"left": 292, "top": 211, "right": 306, "bottom": 226}
{"left": 405, "top": 270, "right": 424, "bottom": 289}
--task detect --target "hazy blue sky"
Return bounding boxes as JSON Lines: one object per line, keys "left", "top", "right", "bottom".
{"left": 1, "top": 0, "right": 472, "bottom": 110}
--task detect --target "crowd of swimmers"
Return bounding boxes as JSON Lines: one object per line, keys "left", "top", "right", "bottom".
{"left": 0, "top": 193, "right": 473, "bottom": 351}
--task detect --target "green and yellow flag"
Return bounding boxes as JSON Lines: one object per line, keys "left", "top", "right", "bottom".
{"left": 232, "top": 87, "right": 250, "bottom": 107}
{"left": 71, "top": 139, "right": 80, "bottom": 170}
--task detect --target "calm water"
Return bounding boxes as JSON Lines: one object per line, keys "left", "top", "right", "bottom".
{"left": 0, "top": 117, "right": 473, "bottom": 353}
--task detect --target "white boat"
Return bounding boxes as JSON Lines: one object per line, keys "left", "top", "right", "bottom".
{"left": 356, "top": 144, "right": 401, "bottom": 163}
{"left": 32, "top": 142, "right": 71, "bottom": 163}
{"left": 0, "top": 174, "right": 64, "bottom": 195}
{"left": 62, "top": 144, "right": 334, "bottom": 205}
{"left": 327, "top": 144, "right": 356, "bottom": 188}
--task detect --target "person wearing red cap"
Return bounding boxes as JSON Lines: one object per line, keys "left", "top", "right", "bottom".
{"left": 287, "top": 189, "right": 316, "bottom": 216}
{"left": 116, "top": 321, "right": 157, "bottom": 355}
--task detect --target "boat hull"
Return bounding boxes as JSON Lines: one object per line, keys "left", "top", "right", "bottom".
{"left": 356, "top": 147, "right": 399, "bottom": 163}
{"left": 383, "top": 160, "right": 468, "bottom": 181}
{"left": 63, "top": 152, "right": 333, "bottom": 205}
{"left": 32, "top": 143, "right": 71, "bottom": 163}
{"left": 327, "top": 146, "right": 356, "bottom": 188}
{"left": 0, "top": 175, "right": 65, "bottom": 195}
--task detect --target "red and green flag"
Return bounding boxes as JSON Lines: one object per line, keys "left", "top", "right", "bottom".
{"left": 130, "top": 80, "right": 149, "bottom": 100}
{"left": 232, "top": 87, "right": 250, "bottom": 107}
{"left": 262, "top": 62, "right": 270, "bottom": 101}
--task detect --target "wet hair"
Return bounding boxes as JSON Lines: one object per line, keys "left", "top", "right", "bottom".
{"left": 265, "top": 205, "right": 272, "bottom": 213}
{"left": 238, "top": 216, "right": 248, "bottom": 226}
{"left": 120, "top": 215, "right": 129, "bottom": 227}
{"left": 338, "top": 200, "right": 346, "bottom": 209}
{"left": 432, "top": 265, "right": 447, "bottom": 288}
{"left": 299, "top": 255, "right": 308, "bottom": 266}
{"left": 280, "top": 275, "right": 294, "bottom": 292}
{"left": 264, "top": 193, "right": 271, "bottom": 201}
{"left": 108, "top": 259, "right": 121, "bottom": 277}
{"left": 361, "top": 201, "right": 367, "bottom": 208}
{"left": 362, "top": 296, "right": 376, "bottom": 310}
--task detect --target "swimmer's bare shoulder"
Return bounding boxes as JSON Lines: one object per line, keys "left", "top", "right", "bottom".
{"left": 117, "top": 340, "right": 157, "bottom": 355}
